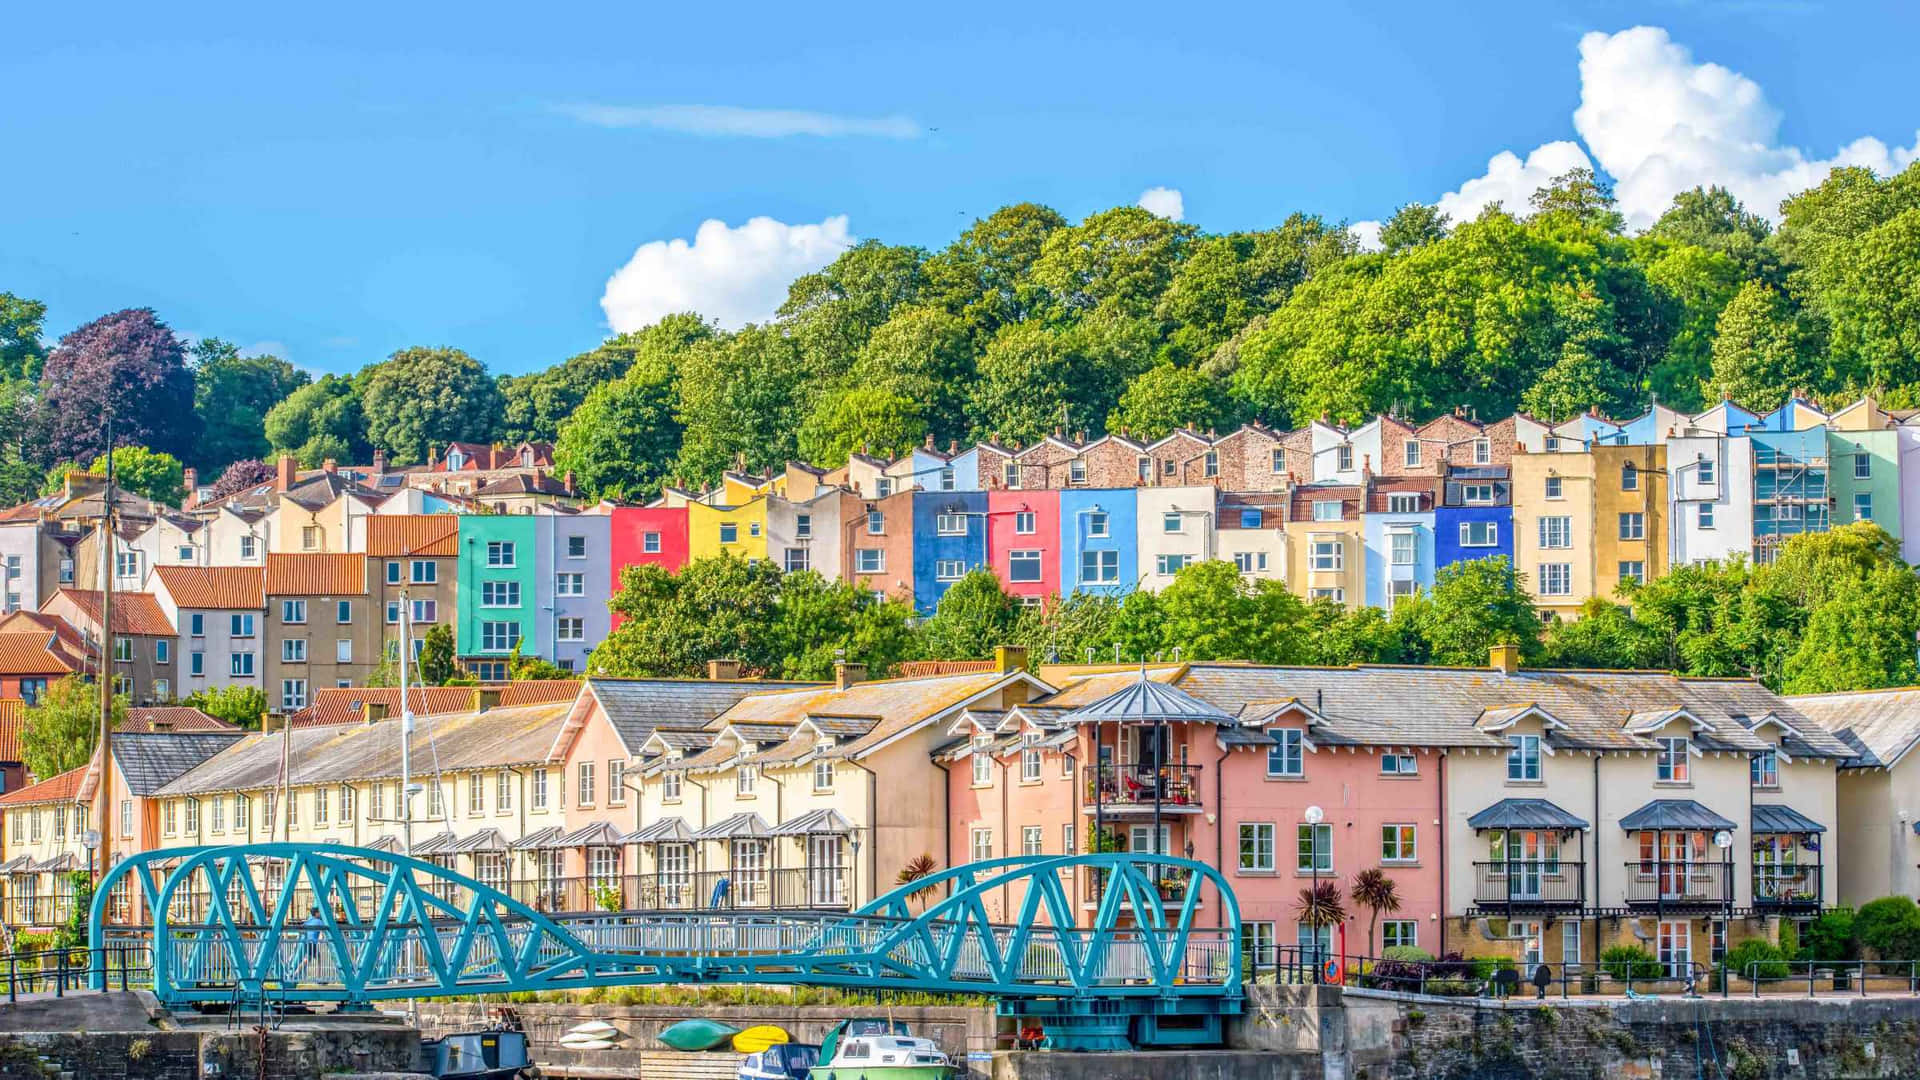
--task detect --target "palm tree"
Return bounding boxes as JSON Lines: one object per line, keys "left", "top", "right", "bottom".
{"left": 1350, "top": 868, "right": 1402, "bottom": 956}
{"left": 1295, "top": 880, "right": 1347, "bottom": 932}
{"left": 895, "top": 854, "right": 940, "bottom": 912}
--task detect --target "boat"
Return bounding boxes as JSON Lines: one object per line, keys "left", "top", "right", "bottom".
{"left": 808, "top": 1020, "right": 957, "bottom": 1080}
{"left": 739, "top": 1042, "right": 820, "bottom": 1080}
{"left": 659, "top": 1018, "right": 742, "bottom": 1051}
{"left": 733, "top": 1024, "right": 793, "bottom": 1053}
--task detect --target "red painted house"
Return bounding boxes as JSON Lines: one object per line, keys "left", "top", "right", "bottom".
{"left": 987, "top": 489, "right": 1059, "bottom": 604}
{"left": 606, "top": 507, "right": 690, "bottom": 626}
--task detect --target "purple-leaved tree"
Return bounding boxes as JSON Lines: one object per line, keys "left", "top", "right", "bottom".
{"left": 38, "top": 308, "right": 200, "bottom": 464}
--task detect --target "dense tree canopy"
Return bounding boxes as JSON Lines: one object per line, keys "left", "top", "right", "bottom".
{"left": 264, "top": 374, "right": 368, "bottom": 467}
{"left": 358, "top": 346, "right": 502, "bottom": 465}
{"left": 191, "top": 339, "right": 309, "bottom": 473}
{"left": 39, "top": 308, "right": 199, "bottom": 463}
{"left": 87, "top": 445, "right": 187, "bottom": 505}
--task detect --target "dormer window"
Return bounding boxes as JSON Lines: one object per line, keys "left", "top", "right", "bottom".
{"left": 1751, "top": 748, "right": 1778, "bottom": 788}
{"left": 448, "top": 450, "right": 465, "bottom": 470}
{"left": 1656, "top": 737, "right": 1690, "bottom": 783}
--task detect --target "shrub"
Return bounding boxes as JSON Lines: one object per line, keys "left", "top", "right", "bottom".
{"left": 1856, "top": 897, "right": 1920, "bottom": 962}
{"left": 1725, "top": 939, "right": 1791, "bottom": 981}
{"left": 1802, "top": 910, "right": 1856, "bottom": 963}
{"left": 1468, "top": 955, "right": 1518, "bottom": 981}
{"left": 1382, "top": 945, "right": 1434, "bottom": 964}
{"left": 1776, "top": 920, "right": 1800, "bottom": 961}
{"left": 1600, "top": 945, "right": 1664, "bottom": 981}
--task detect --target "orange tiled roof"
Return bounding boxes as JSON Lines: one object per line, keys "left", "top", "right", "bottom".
{"left": 152, "top": 566, "right": 264, "bottom": 610}
{"left": 290, "top": 680, "right": 583, "bottom": 728}
{"left": 367, "top": 515, "right": 459, "bottom": 557}
{"left": 123, "top": 706, "right": 240, "bottom": 733}
{"left": 54, "top": 589, "right": 178, "bottom": 637}
{"left": 0, "top": 698, "right": 23, "bottom": 763}
{"left": 0, "top": 764, "right": 85, "bottom": 806}
{"left": 0, "top": 632, "right": 86, "bottom": 678}
{"left": 264, "top": 553, "right": 367, "bottom": 597}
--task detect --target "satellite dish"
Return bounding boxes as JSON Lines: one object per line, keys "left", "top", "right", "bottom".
{"left": 1713, "top": 830, "right": 1733, "bottom": 849}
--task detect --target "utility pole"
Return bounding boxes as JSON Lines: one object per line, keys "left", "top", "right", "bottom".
{"left": 95, "top": 419, "right": 116, "bottom": 880}
{"left": 398, "top": 590, "right": 414, "bottom": 857}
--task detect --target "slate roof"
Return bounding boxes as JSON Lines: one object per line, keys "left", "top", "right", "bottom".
{"left": 155, "top": 701, "right": 571, "bottom": 796}
{"left": 1060, "top": 672, "right": 1235, "bottom": 726}
{"left": 1466, "top": 798, "right": 1590, "bottom": 831}
{"left": 584, "top": 677, "right": 821, "bottom": 755}
{"left": 264, "top": 554, "right": 367, "bottom": 596}
{"left": 1618, "top": 799, "right": 1738, "bottom": 832}
{"left": 55, "top": 589, "right": 177, "bottom": 636}
{"left": 366, "top": 515, "right": 460, "bottom": 558}
{"left": 290, "top": 681, "right": 583, "bottom": 728}
{"left": 710, "top": 672, "right": 1024, "bottom": 758}
{"left": 769, "top": 808, "right": 853, "bottom": 836}
{"left": 1788, "top": 687, "right": 1920, "bottom": 769}
{"left": 152, "top": 566, "right": 264, "bottom": 610}
{"left": 110, "top": 732, "right": 245, "bottom": 795}
{"left": 1752, "top": 804, "right": 1826, "bottom": 834}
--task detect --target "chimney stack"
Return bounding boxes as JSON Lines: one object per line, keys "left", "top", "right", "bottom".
{"left": 707, "top": 659, "right": 743, "bottom": 681}
{"left": 471, "top": 687, "right": 502, "bottom": 713}
{"left": 364, "top": 701, "right": 390, "bottom": 725}
{"left": 834, "top": 659, "right": 866, "bottom": 691}
{"left": 1489, "top": 643, "right": 1521, "bottom": 675}
{"left": 564, "top": 471, "right": 576, "bottom": 496}
{"left": 180, "top": 468, "right": 197, "bottom": 509}
{"left": 276, "top": 454, "right": 297, "bottom": 492}
{"left": 262, "top": 712, "right": 286, "bottom": 734}
{"left": 322, "top": 458, "right": 338, "bottom": 475}
{"left": 372, "top": 449, "right": 387, "bottom": 474}
{"left": 994, "top": 645, "right": 1028, "bottom": 675}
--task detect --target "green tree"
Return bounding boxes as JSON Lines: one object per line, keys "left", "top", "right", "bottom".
{"left": 1541, "top": 598, "right": 1663, "bottom": 670}
{"left": 190, "top": 339, "right": 309, "bottom": 472}
{"left": 1854, "top": 896, "right": 1920, "bottom": 962}
{"left": 1108, "top": 364, "right": 1237, "bottom": 441}
{"left": 1705, "top": 282, "right": 1820, "bottom": 409}
{"left": 1154, "top": 219, "right": 1350, "bottom": 364}
{"left": 1028, "top": 205, "right": 1197, "bottom": 318}
{"left": 849, "top": 306, "right": 976, "bottom": 446}
{"left": 779, "top": 241, "right": 927, "bottom": 379}
{"left": 923, "top": 203, "right": 1067, "bottom": 332}
{"left": 1377, "top": 203, "right": 1450, "bottom": 254}
{"left": 1638, "top": 241, "right": 1745, "bottom": 410}
{"left": 359, "top": 346, "right": 503, "bottom": 465}
{"left": 591, "top": 556, "right": 784, "bottom": 676}
{"left": 39, "top": 460, "right": 84, "bottom": 496}
{"left": 796, "top": 385, "right": 927, "bottom": 469}
{"left": 1391, "top": 557, "right": 1542, "bottom": 666}
{"left": 673, "top": 326, "right": 807, "bottom": 484}
{"left": 0, "top": 292, "right": 47, "bottom": 382}
{"left": 417, "top": 624, "right": 459, "bottom": 686}
{"left": 87, "top": 445, "right": 186, "bottom": 505}
{"left": 1529, "top": 168, "right": 1625, "bottom": 233}
{"left": 764, "top": 571, "right": 921, "bottom": 680}
{"left": 1778, "top": 564, "right": 1920, "bottom": 694}
{"left": 264, "top": 374, "right": 369, "bottom": 466}
{"left": 552, "top": 363, "right": 681, "bottom": 502}
{"left": 21, "top": 676, "right": 127, "bottom": 780}
{"left": 502, "top": 313, "right": 712, "bottom": 446}
{"left": 968, "top": 316, "right": 1152, "bottom": 445}
{"left": 1140, "top": 560, "right": 1311, "bottom": 663}
{"left": 1009, "top": 592, "right": 1128, "bottom": 665}
{"left": 1301, "top": 601, "right": 1405, "bottom": 665}
{"left": 181, "top": 684, "right": 268, "bottom": 730}
{"left": 1648, "top": 186, "right": 1776, "bottom": 281}
{"left": 921, "top": 570, "right": 1022, "bottom": 660}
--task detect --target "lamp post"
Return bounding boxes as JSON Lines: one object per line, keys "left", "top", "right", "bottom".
{"left": 1305, "top": 804, "right": 1325, "bottom": 976}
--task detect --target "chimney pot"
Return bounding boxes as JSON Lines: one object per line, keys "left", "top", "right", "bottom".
{"left": 564, "top": 471, "right": 576, "bottom": 496}
{"left": 925, "top": 433, "right": 936, "bottom": 450}
{"left": 834, "top": 659, "right": 866, "bottom": 691}
{"left": 322, "top": 458, "right": 338, "bottom": 475}
{"left": 707, "top": 659, "right": 743, "bottom": 681}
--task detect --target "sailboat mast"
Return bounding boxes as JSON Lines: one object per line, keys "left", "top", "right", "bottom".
{"left": 95, "top": 419, "right": 116, "bottom": 876}
{"left": 399, "top": 588, "right": 414, "bottom": 857}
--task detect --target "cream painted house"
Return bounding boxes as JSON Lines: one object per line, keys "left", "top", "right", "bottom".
{"left": 1511, "top": 448, "right": 1598, "bottom": 616}
{"left": 1134, "top": 486, "right": 1216, "bottom": 589}
{"left": 1790, "top": 688, "right": 1920, "bottom": 907}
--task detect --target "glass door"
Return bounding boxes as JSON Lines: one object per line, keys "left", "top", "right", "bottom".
{"left": 657, "top": 843, "right": 691, "bottom": 906}
{"left": 808, "top": 835, "right": 845, "bottom": 906}
{"left": 1660, "top": 832, "right": 1692, "bottom": 898}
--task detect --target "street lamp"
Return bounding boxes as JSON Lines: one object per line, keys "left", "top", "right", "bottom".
{"left": 1305, "top": 805, "right": 1325, "bottom": 970}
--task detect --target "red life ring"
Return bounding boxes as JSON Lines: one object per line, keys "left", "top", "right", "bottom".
{"left": 1323, "top": 956, "right": 1343, "bottom": 983}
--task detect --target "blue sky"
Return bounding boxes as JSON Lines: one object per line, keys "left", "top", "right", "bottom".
{"left": 4, "top": 1, "right": 1917, "bottom": 376}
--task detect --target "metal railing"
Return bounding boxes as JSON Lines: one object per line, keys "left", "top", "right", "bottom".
{"left": 1470, "top": 861, "right": 1585, "bottom": 909}
{"left": 1246, "top": 947, "right": 1715, "bottom": 998}
{"left": 1623, "top": 861, "right": 1733, "bottom": 907}
{"left": 1751, "top": 864, "right": 1821, "bottom": 909}
{"left": 506, "top": 869, "right": 854, "bottom": 913}
{"left": 1730, "top": 959, "right": 1920, "bottom": 997}
{"left": 1081, "top": 864, "right": 1194, "bottom": 905}
{"left": 2, "top": 943, "right": 150, "bottom": 1001}
{"left": 1082, "top": 763, "right": 1203, "bottom": 809}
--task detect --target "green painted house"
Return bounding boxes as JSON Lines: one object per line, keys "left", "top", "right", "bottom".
{"left": 456, "top": 515, "right": 539, "bottom": 679}
{"left": 1827, "top": 429, "right": 1902, "bottom": 540}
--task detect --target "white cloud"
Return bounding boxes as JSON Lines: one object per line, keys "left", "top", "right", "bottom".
{"left": 556, "top": 103, "right": 920, "bottom": 139}
{"left": 1414, "top": 26, "right": 1920, "bottom": 232}
{"left": 600, "top": 215, "right": 855, "bottom": 333}
{"left": 242, "top": 340, "right": 290, "bottom": 360}
{"left": 1136, "top": 186, "right": 1185, "bottom": 221}
{"left": 1347, "top": 220, "right": 1383, "bottom": 252}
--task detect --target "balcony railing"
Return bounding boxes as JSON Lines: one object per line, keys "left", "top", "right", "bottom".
{"left": 1082, "top": 863, "right": 1194, "bottom": 906}
{"left": 1624, "top": 861, "right": 1733, "bottom": 908}
{"left": 1752, "top": 863, "right": 1821, "bottom": 910}
{"left": 1082, "top": 763, "right": 1203, "bottom": 810}
{"left": 1, "top": 895, "right": 70, "bottom": 927}
{"left": 1470, "top": 861, "right": 1585, "bottom": 910}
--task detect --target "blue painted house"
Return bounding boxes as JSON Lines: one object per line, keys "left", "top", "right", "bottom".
{"left": 910, "top": 445, "right": 982, "bottom": 492}
{"left": 1058, "top": 488, "right": 1137, "bottom": 598}
{"left": 1434, "top": 467, "right": 1514, "bottom": 572}
{"left": 911, "top": 490, "right": 988, "bottom": 614}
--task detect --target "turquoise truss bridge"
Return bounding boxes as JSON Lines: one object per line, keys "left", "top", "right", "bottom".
{"left": 90, "top": 844, "right": 1242, "bottom": 1049}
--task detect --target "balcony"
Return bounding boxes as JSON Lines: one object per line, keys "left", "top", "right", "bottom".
{"left": 1470, "top": 861, "right": 1585, "bottom": 913}
{"left": 1752, "top": 863, "right": 1821, "bottom": 912}
{"left": 1623, "top": 861, "right": 1733, "bottom": 910}
{"left": 1082, "top": 764, "right": 1203, "bottom": 814}
{"left": 1081, "top": 863, "right": 1195, "bottom": 907}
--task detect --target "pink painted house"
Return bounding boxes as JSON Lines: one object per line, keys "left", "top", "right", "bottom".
{"left": 986, "top": 489, "right": 1060, "bottom": 603}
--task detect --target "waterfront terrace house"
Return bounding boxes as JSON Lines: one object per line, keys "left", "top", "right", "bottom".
{"left": 944, "top": 651, "right": 1846, "bottom": 979}
{"left": 0, "top": 766, "right": 87, "bottom": 928}
{"left": 632, "top": 655, "right": 1046, "bottom": 913}
{"left": 148, "top": 566, "right": 265, "bottom": 699}
{"left": 367, "top": 515, "right": 459, "bottom": 664}
{"left": 264, "top": 553, "right": 377, "bottom": 712}
{"left": 40, "top": 588, "right": 177, "bottom": 703}
{"left": 1789, "top": 688, "right": 1920, "bottom": 906}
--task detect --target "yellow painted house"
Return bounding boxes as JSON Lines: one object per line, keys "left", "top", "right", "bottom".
{"left": 687, "top": 497, "right": 771, "bottom": 563}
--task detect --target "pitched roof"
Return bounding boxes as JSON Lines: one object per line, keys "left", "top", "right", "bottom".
{"left": 1059, "top": 671, "right": 1234, "bottom": 726}
{"left": 122, "top": 707, "right": 240, "bottom": 733}
{"left": 1788, "top": 687, "right": 1920, "bottom": 769}
{"left": 288, "top": 681, "right": 583, "bottom": 728}
{"left": 152, "top": 566, "right": 264, "bottom": 610}
{"left": 475, "top": 473, "right": 571, "bottom": 497}
{"left": 0, "top": 699, "right": 20, "bottom": 763}
{"left": 1618, "top": 799, "right": 1738, "bottom": 832}
{"left": 54, "top": 590, "right": 177, "bottom": 636}
{"left": 0, "top": 632, "right": 87, "bottom": 678}
{"left": 108, "top": 732, "right": 245, "bottom": 795}
{"left": 264, "top": 553, "right": 367, "bottom": 596}
{"left": 0, "top": 765, "right": 85, "bottom": 807}
{"left": 156, "top": 701, "right": 572, "bottom": 796}
{"left": 584, "top": 677, "right": 821, "bottom": 754}
{"left": 281, "top": 471, "right": 384, "bottom": 511}
{"left": 366, "top": 515, "right": 459, "bottom": 557}
{"left": 711, "top": 671, "right": 1031, "bottom": 758}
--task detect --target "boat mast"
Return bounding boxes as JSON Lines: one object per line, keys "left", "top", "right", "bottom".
{"left": 399, "top": 588, "right": 414, "bottom": 857}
